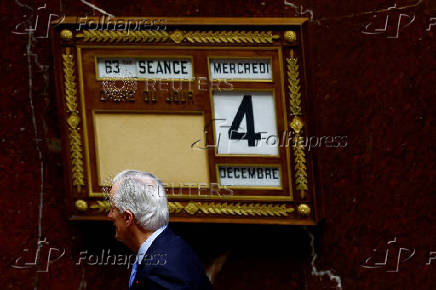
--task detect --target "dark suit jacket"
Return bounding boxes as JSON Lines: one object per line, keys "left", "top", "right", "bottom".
{"left": 130, "top": 227, "right": 213, "bottom": 290}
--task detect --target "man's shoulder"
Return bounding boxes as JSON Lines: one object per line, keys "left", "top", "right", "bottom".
{"left": 135, "top": 226, "right": 212, "bottom": 289}
{"left": 148, "top": 227, "right": 193, "bottom": 254}
{"left": 145, "top": 227, "right": 204, "bottom": 270}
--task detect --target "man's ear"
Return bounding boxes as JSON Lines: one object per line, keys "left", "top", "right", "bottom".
{"left": 123, "top": 210, "right": 135, "bottom": 226}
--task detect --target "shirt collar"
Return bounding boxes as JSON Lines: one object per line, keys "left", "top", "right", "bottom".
{"left": 136, "top": 225, "right": 167, "bottom": 263}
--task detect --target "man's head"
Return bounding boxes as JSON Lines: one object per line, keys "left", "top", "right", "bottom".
{"left": 108, "top": 170, "right": 169, "bottom": 244}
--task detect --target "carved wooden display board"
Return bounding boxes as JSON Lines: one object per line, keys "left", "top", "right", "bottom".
{"left": 51, "top": 17, "right": 319, "bottom": 224}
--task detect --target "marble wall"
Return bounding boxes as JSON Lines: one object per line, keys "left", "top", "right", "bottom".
{"left": 1, "top": 0, "right": 434, "bottom": 289}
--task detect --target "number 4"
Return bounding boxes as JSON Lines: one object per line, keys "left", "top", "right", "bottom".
{"left": 228, "top": 95, "right": 262, "bottom": 146}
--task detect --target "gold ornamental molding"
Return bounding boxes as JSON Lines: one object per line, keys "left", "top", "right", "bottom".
{"left": 77, "top": 30, "right": 169, "bottom": 43}
{"left": 85, "top": 201, "right": 294, "bottom": 217}
{"left": 287, "top": 50, "right": 302, "bottom": 116}
{"left": 75, "top": 199, "right": 88, "bottom": 211}
{"left": 297, "top": 204, "right": 311, "bottom": 216}
{"left": 75, "top": 29, "right": 278, "bottom": 44}
{"left": 169, "top": 202, "right": 295, "bottom": 216}
{"left": 60, "top": 29, "right": 73, "bottom": 41}
{"left": 287, "top": 50, "right": 308, "bottom": 198}
{"left": 89, "top": 200, "right": 112, "bottom": 213}
{"left": 177, "top": 30, "right": 277, "bottom": 44}
{"left": 284, "top": 30, "right": 297, "bottom": 42}
{"left": 63, "top": 48, "right": 85, "bottom": 192}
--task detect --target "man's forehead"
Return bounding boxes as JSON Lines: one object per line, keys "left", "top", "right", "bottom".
{"left": 140, "top": 176, "right": 158, "bottom": 186}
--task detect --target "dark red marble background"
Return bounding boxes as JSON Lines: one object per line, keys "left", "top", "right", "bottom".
{"left": 1, "top": 0, "right": 434, "bottom": 289}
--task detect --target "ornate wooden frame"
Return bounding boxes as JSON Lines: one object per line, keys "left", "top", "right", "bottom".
{"left": 51, "top": 17, "right": 319, "bottom": 225}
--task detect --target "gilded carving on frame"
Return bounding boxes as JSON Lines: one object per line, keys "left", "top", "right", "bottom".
{"left": 63, "top": 48, "right": 85, "bottom": 191}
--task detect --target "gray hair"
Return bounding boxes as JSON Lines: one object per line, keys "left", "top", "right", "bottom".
{"left": 111, "top": 170, "right": 169, "bottom": 231}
